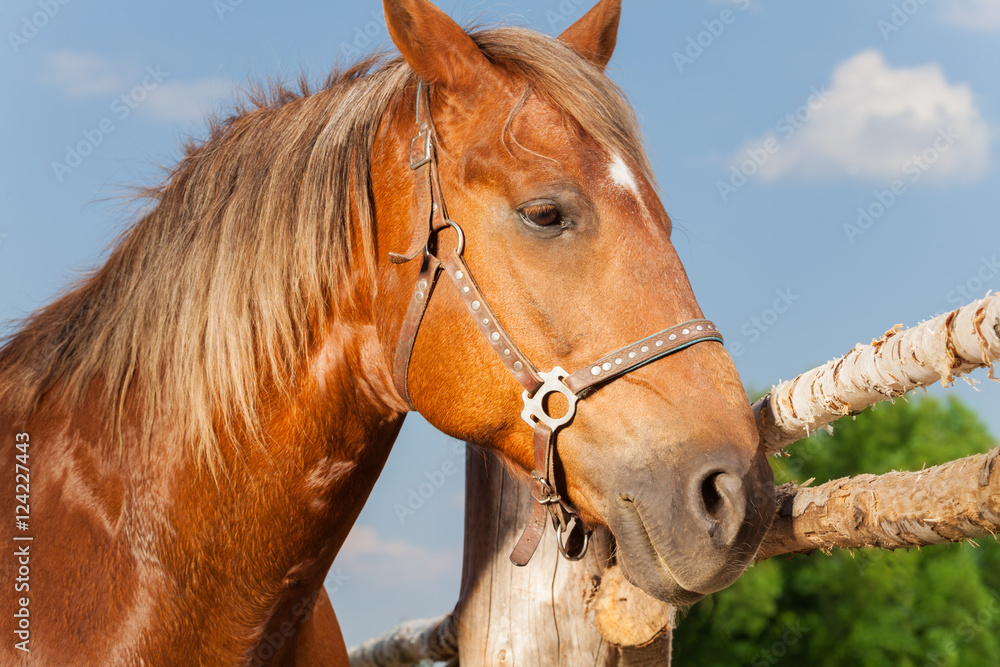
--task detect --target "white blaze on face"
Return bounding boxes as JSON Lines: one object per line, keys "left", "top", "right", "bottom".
{"left": 609, "top": 152, "right": 640, "bottom": 197}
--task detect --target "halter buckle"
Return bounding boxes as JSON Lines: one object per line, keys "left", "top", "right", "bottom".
{"left": 521, "top": 367, "right": 578, "bottom": 432}
{"left": 530, "top": 472, "right": 561, "bottom": 504}
{"left": 410, "top": 126, "right": 431, "bottom": 170}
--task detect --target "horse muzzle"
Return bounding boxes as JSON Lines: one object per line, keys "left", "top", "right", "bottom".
{"left": 605, "top": 445, "right": 776, "bottom": 603}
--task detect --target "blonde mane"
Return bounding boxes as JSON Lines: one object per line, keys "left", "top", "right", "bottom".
{"left": 0, "top": 27, "right": 652, "bottom": 464}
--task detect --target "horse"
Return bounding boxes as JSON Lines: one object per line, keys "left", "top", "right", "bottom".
{"left": 0, "top": 0, "right": 775, "bottom": 664}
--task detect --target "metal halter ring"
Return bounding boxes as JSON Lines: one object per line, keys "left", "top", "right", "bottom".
{"left": 445, "top": 219, "right": 465, "bottom": 256}
{"left": 521, "top": 367, "right": 578, "bottom": 432}
{"left": 422, "top": 218, "right": 465, "bottom": 259}
{"left": 556, "top": 520, "right": 589, "bottom": 562}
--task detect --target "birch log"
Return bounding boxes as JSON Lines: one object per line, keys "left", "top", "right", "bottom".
{"left": 757, "top": 445, "right": 1000, "bottom": 559}
{"left": 754, "top": 295, "right": 1000, "bottom": 456}
{"left": 347, "top": 614, "right": 457, "bottom": 667}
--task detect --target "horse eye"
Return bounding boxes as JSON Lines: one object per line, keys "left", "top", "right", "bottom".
{"left": 520, "top": 204, "right": 562, "bottom": 228}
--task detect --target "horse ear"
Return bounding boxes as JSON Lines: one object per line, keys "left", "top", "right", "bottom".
{"left": 382, "top": 0, "right": 493, "bottom": 90}
{"left": 557, "top": 0, "right": 622, "bottom": 70}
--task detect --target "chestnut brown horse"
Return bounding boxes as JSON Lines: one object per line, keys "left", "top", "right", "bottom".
{"left": 0, "top": 0, "right": 774, "bottom": 664}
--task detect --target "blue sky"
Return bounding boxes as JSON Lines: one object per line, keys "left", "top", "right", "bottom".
{"left": 2, "top": 0, "right": 999, "bottom": 649}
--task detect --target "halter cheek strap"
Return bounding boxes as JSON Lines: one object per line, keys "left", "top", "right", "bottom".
{"left": 390, "top": 82, "right": 724, "bottom": 565}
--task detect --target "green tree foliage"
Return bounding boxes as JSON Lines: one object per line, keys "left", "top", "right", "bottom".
{"left": 673, "top": 396, "right": 1000, "bottom": 666}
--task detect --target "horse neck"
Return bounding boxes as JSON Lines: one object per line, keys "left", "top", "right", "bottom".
{"left": 146, "top": 319, "right": 407, "bottom": 579}
{"left": 14, "top": 318, "right": 405, "bottom": 661}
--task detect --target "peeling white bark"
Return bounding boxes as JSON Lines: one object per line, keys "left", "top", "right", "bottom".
{"left": 347, "top": 615, "right": 457, "bottom": 667}
{"left": 757, "top": 446, "right": 1000, "bottom": 559}
{"left": 754, "top": 295, "right": 1000, "bottom": 456}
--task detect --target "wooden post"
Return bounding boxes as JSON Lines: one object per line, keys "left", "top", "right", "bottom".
{"left": 454, "top": 447, "right": 617, "bottom": 666}
{"left": 453, "top": 448, "right": 675, "bottom": 666}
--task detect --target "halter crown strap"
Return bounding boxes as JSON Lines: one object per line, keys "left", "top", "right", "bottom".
{"left": 391, "top": 83, "right": 454, "bottom": 406}
{"left": 389, "top": 82, "right": 444, "bottom": 266}
{"left": 390, "top": 82, "right": 725, "bottom": 566}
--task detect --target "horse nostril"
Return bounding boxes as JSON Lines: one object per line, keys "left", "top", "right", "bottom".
{"left": 691, "top": 469, "right": 745, "bottom": 545}
{"left": 700, "top": 472, "right": 724, "bottom": 520}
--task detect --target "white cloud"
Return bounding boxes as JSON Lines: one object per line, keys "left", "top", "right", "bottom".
{"left": 43, "top": 51, "right": 127, "bottom": 97}
{"left": 144, "top": 78, "right": 232, "bottom": 122}
{"left": 733, "top": 50, "right": 992, "bottom": 184}
{"left": 335, "top": 525, "right": 459, "bottom": 587}
{"left": 944, "top": 0, "right": 1000, "bottom": 31}
{"left": 42, "top": 51, "right": 232, "bottom": 123}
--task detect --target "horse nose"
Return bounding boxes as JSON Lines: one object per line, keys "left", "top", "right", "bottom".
{"left": 689, "top": 465, "right": 747, "bottom": 549}
{"left": 601, "top": 437, "right": 775, "bottom": 600}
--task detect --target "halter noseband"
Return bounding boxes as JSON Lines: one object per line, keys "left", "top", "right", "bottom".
{"left": 390, "top": 83, "right": 724, "bottom": 566}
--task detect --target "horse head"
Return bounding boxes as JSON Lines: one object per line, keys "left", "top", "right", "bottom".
{"left": 375, "top": 0, "right": 775, "bottom": 604}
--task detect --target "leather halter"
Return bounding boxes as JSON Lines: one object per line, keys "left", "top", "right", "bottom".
{"left": 390, "top": 83, "right": 725, "bottom": 566}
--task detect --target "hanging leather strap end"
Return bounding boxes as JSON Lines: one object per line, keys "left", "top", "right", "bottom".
{"left": 510, "top": 500, "right": 548, "bottom": 566}
{"left": 389, "top": 248, "right": 422, "bottom": 265}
